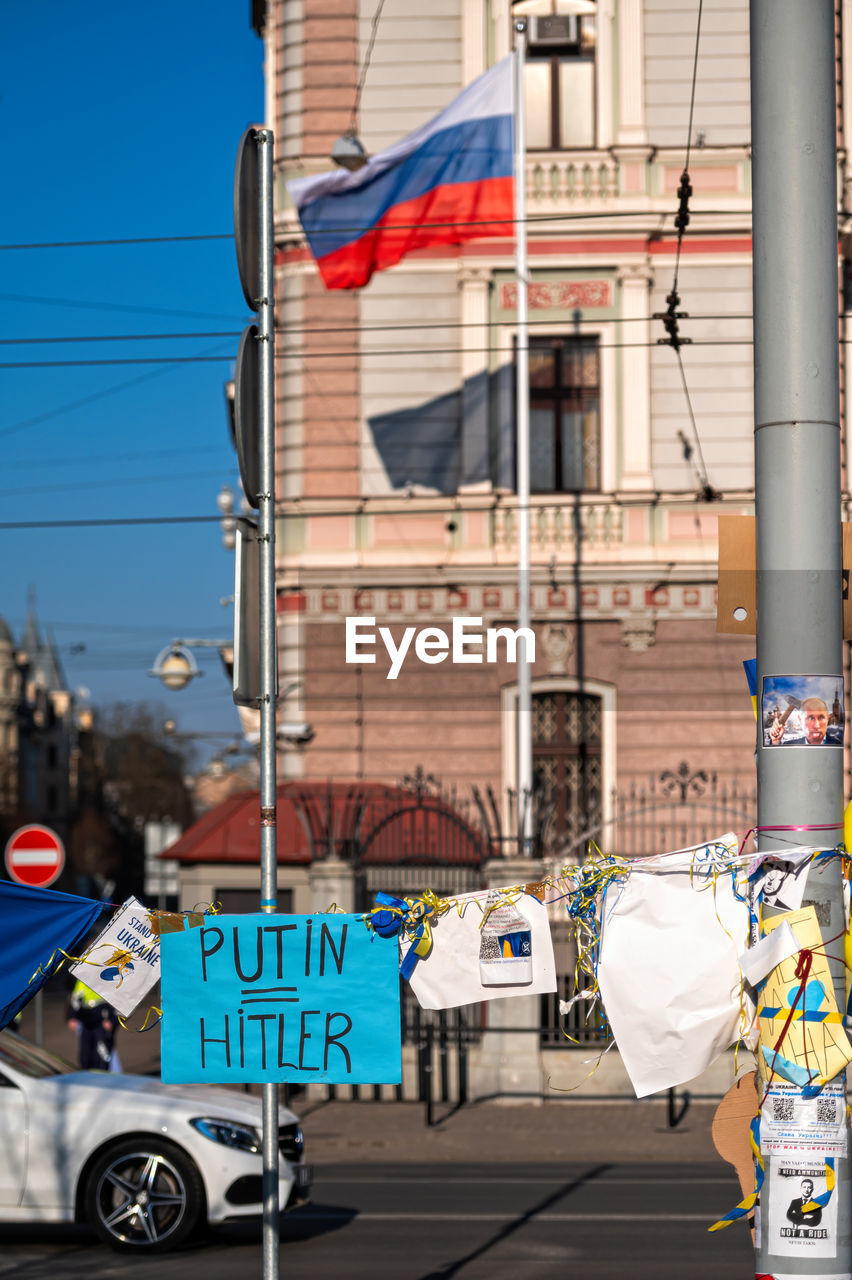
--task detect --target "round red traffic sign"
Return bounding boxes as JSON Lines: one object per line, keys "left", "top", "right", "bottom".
{"left": 4, "top": 824, "right": 65, "bottom": 889}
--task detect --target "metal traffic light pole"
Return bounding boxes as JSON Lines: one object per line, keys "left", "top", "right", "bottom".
{"left": 233, "top": 124, "right": 279, "bottom": 1280}
{"left": 751, "top": 1, "right": 850, "bottom": 1274}
{"left": 256, "top": 127, "right": 280, "bottom": 1280}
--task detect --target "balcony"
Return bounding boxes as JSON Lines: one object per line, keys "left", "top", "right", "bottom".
{"left": 277, "top": 490, "right": 754, "bottom": 576}
{"left": 523, "top": 147, "right": 752, "bottom": 221}
{"left": 527, "top": 150, "right": 619, "bottom": 205}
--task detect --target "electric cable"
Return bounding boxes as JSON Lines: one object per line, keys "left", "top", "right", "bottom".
{"left": 655, "top": 0, "right": 718, "bottom": 501}
{"left": 351, "top": 0, "right": 387, "bottom": 132}
{"left": 0, "top": 205, "right": 756, "bottom": 252}
{"left": 0, "top": 339, "right": 237, "bottom": 438}
{"left": 0, "top": 331, "right": 241, "bottom": 346}
{"left": 0, "top": 489, "right": 764, "bottom": 532}
{"left": 0, "top": 313, "right": 758, "bottom": 346}
{"left": 0, "top": 289, "right": 247, "bottom": 322}
{"left": 0, "top": 336, "right": 757, "bottom": 370}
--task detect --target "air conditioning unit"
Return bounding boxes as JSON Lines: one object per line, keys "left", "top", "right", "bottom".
{"left": 530, "top": 13, "right": 578, "bottom": 44}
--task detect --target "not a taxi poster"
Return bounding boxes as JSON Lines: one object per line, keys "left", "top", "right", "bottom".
{"left": 160, "top": 914, "right": 401, "bottom": 1084}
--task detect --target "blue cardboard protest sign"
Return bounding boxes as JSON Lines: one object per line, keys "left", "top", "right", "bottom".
{"left": 160, "top": 913, "right": 401, "bottom": 1084}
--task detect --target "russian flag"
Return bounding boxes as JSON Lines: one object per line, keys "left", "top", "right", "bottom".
{"left": 287, "top": 57, "right": 514, "bottom": 291}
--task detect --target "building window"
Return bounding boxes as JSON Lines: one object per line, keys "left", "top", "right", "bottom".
{"left": 527, "top": 334, "right": 600, "bottom": 492}
{"left": 533, "top": 690, "right": 602, "bottom": 851}
{"left": 524, "top": 8, "right": 596, "bottom": 150}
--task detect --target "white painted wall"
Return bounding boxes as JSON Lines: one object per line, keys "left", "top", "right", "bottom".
{"left": 358, "top": 0, "right": 464, "bottom": 152}
{"left": 649, "top": 259, "right": 754, "bottom": 491}
{"left": 644, "top": 0, "right": 750, "bottom": 147}
{"left": 360, "top": 267, "right": 464, "bottom": 494}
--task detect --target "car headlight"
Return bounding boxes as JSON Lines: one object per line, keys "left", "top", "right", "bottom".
{"left": 279, "top": 1122, "right": 305, "bottom": 1162}
{"left": 189, "top": 1117, "right": 262, "bottom": 1153}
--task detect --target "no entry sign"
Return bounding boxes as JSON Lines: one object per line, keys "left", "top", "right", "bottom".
{"left": 5, "top": 824, "right": 65, "bottom": 888}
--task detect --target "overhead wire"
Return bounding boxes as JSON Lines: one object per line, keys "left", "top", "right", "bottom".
{"left": 4, "top": 443, "right": 224, "bottom": 471}
{"left": 0, "top": 206, "right": 755, "bottom": 253}
{"left": 0, "top": 233, "right": 233, "bottom": 251}
{"left": 655, "top": 0, "right": 716, "bottom": 502}
{"left": 0, "top": 338, "right": 238, "bottom": 439}
{"left": 0, "top": 337, "right": 758, "bottom": 370}
{"left": 0, "top": 515, "right": 223, "bottom": 529}
{"left": 0, "top": 469, "right": 230, "bottom": 499}
{"left": 351, "top": 0, "right": 387, "bottom": 132}
{"left": 0, "top": 289, "right": 248, "bottom": 322}
{"left": 0, "top": 489, "right": 763, "bottom": 532}
{"left": 0, "top": 313, "right": 757, "bottom": 346}
{"left": 0, "top": 355, "right": 232, "bottom": 369}
{"left": 0, "top": 330, "right": 241, "bottom": 346}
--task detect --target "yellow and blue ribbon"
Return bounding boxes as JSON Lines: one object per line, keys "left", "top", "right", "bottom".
{"left": 708, "top": 1119, "right": 836, "bottom": 1233}
{"left": 369, "top": 890, "right": 444, "bottom": 979}
{"left": 708, "top": 1114, "right": 764, "bottom": 1231}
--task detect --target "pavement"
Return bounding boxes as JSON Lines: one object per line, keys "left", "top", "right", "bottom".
{"left": 295, "top": 1094, "right": 724, "bottom": 1167}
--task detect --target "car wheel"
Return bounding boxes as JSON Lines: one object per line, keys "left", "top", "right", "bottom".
{"left": 84, "top": 1138, "right": 205, "bottom": 1252}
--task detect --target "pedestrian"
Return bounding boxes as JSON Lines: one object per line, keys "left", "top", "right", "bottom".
{"left": 66, "top": 979, "right": 118, "bottom": 1071}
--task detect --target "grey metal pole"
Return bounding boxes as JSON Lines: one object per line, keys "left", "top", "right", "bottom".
{"left": 513, "top": 21, "right": 533, "bottom": 857}
{"left": 751, "top": 2, "right": 850, "bottom": 1274}
{"left": 256, "top": 127, "right": 280, "bottom": 1280}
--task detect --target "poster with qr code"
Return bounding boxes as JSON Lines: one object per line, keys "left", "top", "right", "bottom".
{"left": 760, "top": 1080, "right": 848, "bottom": 1158}
{"left": 767, "top": 1159, "right": 838, "bottom": 1258}
{"left": 404, "top": 887, "right": 556, "bottom": 1010}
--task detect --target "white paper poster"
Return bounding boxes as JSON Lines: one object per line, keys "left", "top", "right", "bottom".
{"left": 70, "top": 896, "right": 161, "bottom": 1017}
{"left": 405, "top": 888, "right": 556, "bottom": 1010}
{"left": 597, "top": 834, "right": 750, "bottom": 1097}
{"left": 760, "top": 1081, "right": 848, "bottom": 1159}
{"left": 768, "top": 1159, "right": 837, "bottom": 1259}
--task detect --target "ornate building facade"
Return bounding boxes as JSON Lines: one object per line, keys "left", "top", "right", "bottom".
{"left": 248, "top": 0, "right": 787, "bottom": 867}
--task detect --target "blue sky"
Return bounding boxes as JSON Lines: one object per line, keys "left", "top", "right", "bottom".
{"left": 2, "top": 2, "right": 263, "bottom": 756}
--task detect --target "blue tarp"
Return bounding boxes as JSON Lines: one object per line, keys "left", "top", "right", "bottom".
{"left": 0, "top": 880, "right": 105, "bottom": 1030}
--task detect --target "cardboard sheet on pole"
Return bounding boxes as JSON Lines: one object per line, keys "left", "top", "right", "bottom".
{"left": 716, "top": 515, "right": 852, "bottom": 638}
{"left": 597, "top": 835, "right": 750, "bottom": 1098}
{"left": 757, "top": 906, "right": 852, "bottom": 1087}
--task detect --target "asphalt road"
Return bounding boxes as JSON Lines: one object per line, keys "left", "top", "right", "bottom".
{"left": 0, "top": 1160, "right": 754, "bottom": 1279}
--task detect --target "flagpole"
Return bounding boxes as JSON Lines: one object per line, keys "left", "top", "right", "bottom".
{"left": 513, "top": 18, "right": 533, "bottom": 857}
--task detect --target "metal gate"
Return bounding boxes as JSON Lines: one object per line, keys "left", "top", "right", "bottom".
{"left": 541, "top": 761, "right": 757, "bottom": 1052}
{"left": 357, "top": 767, "right": 487, "bottom": 908}
{"left": 293, "top": 763, "right": 756, "bottom": 1111}
{"left": 353, "top": 769, "right": 486, "bottom": 1112}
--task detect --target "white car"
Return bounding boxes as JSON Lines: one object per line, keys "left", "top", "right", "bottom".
{"left": 0, "top": 1030, "right": 311, "bottom": 1252}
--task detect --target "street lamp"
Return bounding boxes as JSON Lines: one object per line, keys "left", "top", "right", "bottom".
{"left": 148, "top": 638, "right": 231, "bottom": 691}
{"left": 148, "top": 645, "right": 201, "bottom": 691}
{"left": 330, "top": 131, "right": 368, "bottom": 171}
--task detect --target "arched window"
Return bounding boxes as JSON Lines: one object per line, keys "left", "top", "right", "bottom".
{"left": 532, "top": 689, "right": 603, "bottom": 850}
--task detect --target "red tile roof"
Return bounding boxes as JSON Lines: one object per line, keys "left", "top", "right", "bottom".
{"left": 162, "top": 780, "right": 398, "bottom": 865}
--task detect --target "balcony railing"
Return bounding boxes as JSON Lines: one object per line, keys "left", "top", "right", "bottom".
{"left": 527, "top": 151, "right": 620, "bottom": 204}
{"left": 492, "top": 499, "right": 624, "bottom": 552}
